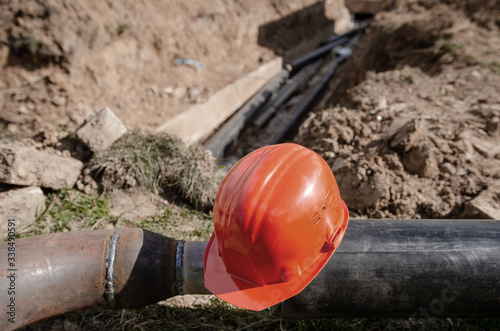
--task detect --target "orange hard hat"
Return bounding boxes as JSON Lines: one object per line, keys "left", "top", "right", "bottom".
{"left": 204, "top": 143, "right": 349, "bottom": 311}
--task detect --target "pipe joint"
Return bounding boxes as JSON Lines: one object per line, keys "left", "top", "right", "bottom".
{"left": 104, "top": 228, "right": 122, "bottom": 307}
{"left": 175, "top": 240, "right": 186, "bottom": 295}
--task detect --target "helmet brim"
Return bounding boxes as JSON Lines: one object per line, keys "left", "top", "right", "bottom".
{"left": 203, "top": 199, "right": 349, "bottom": 311}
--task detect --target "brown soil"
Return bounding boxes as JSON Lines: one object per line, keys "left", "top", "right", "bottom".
{"left": 296, "top": 0, "right": 500, "bottom": 219}
{"left": 1, "top": 0, "right": 499, "bottom": 222}
{"left": 0, "top": 0, "right": 335, "bottom": 137}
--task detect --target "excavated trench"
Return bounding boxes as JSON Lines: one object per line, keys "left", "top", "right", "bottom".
{"left": 203, "top": 3, "right": 500, "bottom": 220}
{"left": 202, "top": 9, "right": 456, "bottom": 165}
{"left": 203, "top": 20, "right": 370, "bottom": 166}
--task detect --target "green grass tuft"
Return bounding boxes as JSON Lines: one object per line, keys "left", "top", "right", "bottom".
{"left": 18, "top": 189, "right": 114, "bottom": 238}
{"left": 131, "top": 205, "right": 213, "bottom": 241}
{"left": 89, "top": 130, "right": 225, "bottom": 211}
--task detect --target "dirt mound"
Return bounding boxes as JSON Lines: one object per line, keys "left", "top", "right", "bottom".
{"left": 296, "top": 1, "right": 500, "bottom": 219}
{"left": 325, "top": 1, "right": 500, "bottom": 106}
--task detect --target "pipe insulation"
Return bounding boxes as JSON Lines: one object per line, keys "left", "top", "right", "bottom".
{"left": 275, "top": 219, "right": 500, "bottom": 318}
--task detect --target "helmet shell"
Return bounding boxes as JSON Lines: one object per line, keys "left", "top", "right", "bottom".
{"left": 204, "top": 143, "right": 349, "bottom": 310}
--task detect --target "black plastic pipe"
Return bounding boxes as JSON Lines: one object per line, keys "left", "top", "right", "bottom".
{"left": 284, "top": 19, "right": 370, "bottom": 72}
{"left": 254, "top": 59, "right": 324, "bottom": 128}
{"left": 285, "top": 36, "right": 349, "bottom": 72}
{"left": 270, "top": 48, "right": 352, "bottom": 145}
{"left": 275, "top": 219, "right": 500, "bottom": 318}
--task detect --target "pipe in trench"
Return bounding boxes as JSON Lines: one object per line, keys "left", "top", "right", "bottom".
{"left": 269, "top": 47, "right": 352, "bottom": 145}
{"left": 1, "top": 219, "right": 499, "bottom": 329}
{"left": 284, "top": 19, "right": 370, "bottom": 73}
{"left": 204, "top": 68, "right": 290, "bottom": 159}
{"left": 253, "top": 58, "right": 325, "bottom": 129}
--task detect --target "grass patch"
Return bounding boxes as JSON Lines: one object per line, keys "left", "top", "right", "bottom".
{"left": 17, "top": 187, "right": 213, "bottom": 241}
{"left": 21, "top": 300, "right": 500, "bottom": 331}
{"left": 88, "top": 130, "right": 225, "bottom": 211}
{"left": 117, "top": 23, "right": 130, "bottom": 35}
{"left": 490, "top": 60, "right": 500, "bottom": 68}
{"left": 18, "top": 188, "right": 114, "bottom": 238}
{"left": 431, "top": 40, "right": 462, "bottom": 54}
{"left": 130, "top": 205, "right": 213, "bottom": 241}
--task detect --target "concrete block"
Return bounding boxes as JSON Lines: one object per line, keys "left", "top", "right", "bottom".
{"left": 334, "top": 6, "right": 354, "bottom": 34}
{"left": 0, "top": 187, "right": 45, "bottom": 237}
{"left": 345, "top": 0, "right": 389, "bottom": 13}
{"left": 0, "top": 145, "right": 83, "bottom": 189}
{"left": 325, "top": 0, "right": 345, "bottom": 20}
{"left": 76, "top": 107, "right": 127, "bottom": 152}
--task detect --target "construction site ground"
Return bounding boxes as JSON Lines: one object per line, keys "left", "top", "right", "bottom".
{"left": 1, "top": 0, "right": 500, "bottom": 330}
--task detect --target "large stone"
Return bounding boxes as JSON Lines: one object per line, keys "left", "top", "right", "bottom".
{"left": 0, "top": 145, "right": 83, "bottom": 189}
{"left": 76, "top": 107, "right": 127, "bottom": 152}
{"left": 460, "top": 131, "right": 500, "bottom": 159}
{"left": 0, "top": 187, "right": 46, "bottom": 237}
{"left": 461, "top": 183, "right": 500, "bottom": 220}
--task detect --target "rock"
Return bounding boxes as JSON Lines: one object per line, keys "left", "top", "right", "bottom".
{"left": 378, "top": 96, "right": 387, "bottom": 109}
{"left": 460, "top": 131, "right": 500, "bottom": 158}
{"left": 461, "top": 184, "right": 500, "bottom": 219}
{"left": 163, "top": 294, "right": 216, "bottom": 308}
{"left": 321, "top": 138, "right": 339, "bottom": 152}
{"left": 403, "top": 144, "right": 440, "bottom": 178}
{"left": 336, "top": 166, "right": 388, "bottom": 210}
{"left": 324, "top": 1, "right": 354, "bottom": 33}
{"left": 50, "top": 93, "right": 67, "bottom": 107}
{"left": 162, "top": 86, "right": 174, "bottom": 95}
{"left": 149, "top": 85, "right": 159, "bottom": 97}
{"left": 338, "top": 126, "right": 354, "bottom": 144}
{"left": 76, "top": 107, "right": 127, "bottom": 152}
{"left": 331, "top": 157, "right": 345, "bottom": 172}
{"left": 187, "top": 87, "right": 210, "bottom": 104}
{"left": 108, "top": 190, "right": 164, "bottom": 222}
{"left": 439, "top": 162, "right": 456, "bottom": 175}
{"left": 389, "top": 102, "right": 407, "bottom": 112}
{"left": 0, "top": 187, "right": 46, "bottom": 237}
{"left": 471, "top": 70, "right": 482, "bottom": 79}
{"left": 389, "top": 119, "right": 427, "bottom": 152}
{"left": 76, "top": 174, "right": 99, "bottom": 194}
{"left": 486, "top": 117, "right": 499, "bottom": 136}
{"left": 0, "top": 145, "right": 83, "bottom": 189}
{"left": 173, "top": 86, "right": 187, "bottom": 100}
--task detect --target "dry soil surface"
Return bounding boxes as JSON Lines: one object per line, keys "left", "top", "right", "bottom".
{"left": 1, "top": 0, "right": 500, "bottom": 222}
{"left": 296, "top": 0, "right": 500, "bottom": 219}
{"left": 1, "top": 0, "right": 336, "bottom": 137}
